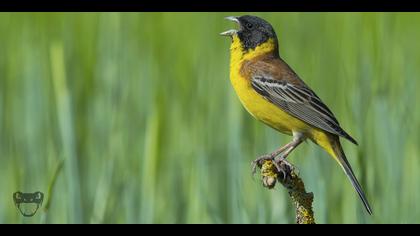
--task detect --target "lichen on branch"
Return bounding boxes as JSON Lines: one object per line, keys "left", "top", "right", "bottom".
{"left": 257, "top": 159, "right": 315, "bottom": 224}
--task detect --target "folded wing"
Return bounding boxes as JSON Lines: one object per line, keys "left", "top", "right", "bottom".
{"left": 251, "top": 76, "right": 358, "bottom": 145}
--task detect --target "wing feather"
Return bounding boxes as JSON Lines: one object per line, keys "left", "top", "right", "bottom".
{"left": 251, "top": 76, "right": 357, "bottom": 145}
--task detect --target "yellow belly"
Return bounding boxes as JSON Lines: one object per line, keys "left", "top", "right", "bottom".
{"left": 230, "top": 72, "right": 310, "bottom": 136}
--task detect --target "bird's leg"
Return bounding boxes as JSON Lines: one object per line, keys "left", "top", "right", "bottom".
{"left": 251, "top": 141, "right": 295, "bottom": 175}
{"left": 275, "top": 134, "right": 304, "bottom": 168}
{"left": 252, "top": 133, "right": 305, "bottom": 175}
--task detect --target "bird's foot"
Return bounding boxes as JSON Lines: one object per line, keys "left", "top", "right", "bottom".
{"left": 277, "top": 155, "right": 293, "bottom": 171}
{"left": 251, "top": 154, "right": 282, "bottom": 176}
{"left": 276, "top": 157, "right": 295, "bottom": 181}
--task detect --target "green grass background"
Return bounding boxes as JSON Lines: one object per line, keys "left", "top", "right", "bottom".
{"left": 0, "top": 12, "right": 419, "bottom": 224}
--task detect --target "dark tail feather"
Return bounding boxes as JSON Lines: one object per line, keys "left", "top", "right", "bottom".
{"left": 339, "top": 129, "right": 358, "bottom": 146}
{"left": 333, "top": 140, "right": 372, "bottom": 215}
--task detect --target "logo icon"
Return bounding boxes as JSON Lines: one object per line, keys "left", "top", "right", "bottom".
{"left": 13, "top": 191, "right": 44, "bottom": 217}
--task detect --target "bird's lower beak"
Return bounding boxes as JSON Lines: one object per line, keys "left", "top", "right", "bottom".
{"left": 220, "top": 29, "right": 237, "bottom": 37}
{"left": 220, "top": 16, "right": 239, "bottom": 37}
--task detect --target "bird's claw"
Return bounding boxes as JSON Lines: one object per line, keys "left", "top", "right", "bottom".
{"left": 251, "top": 154, "right": 282, "bottom": 176}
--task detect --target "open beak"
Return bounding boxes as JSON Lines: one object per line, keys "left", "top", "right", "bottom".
{"left": 220, "top": 16, "right": 240, "bottom": 37}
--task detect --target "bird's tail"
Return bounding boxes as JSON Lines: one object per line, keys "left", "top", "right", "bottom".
{"left": 330, "top": 138, "right": 373, "bottom": 215}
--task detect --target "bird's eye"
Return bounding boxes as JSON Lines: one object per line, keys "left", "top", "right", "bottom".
{"left": 246, "top": 23, "right": 253, "bottom": 29}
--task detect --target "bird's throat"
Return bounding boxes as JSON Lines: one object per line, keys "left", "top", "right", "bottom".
{"left": 230, "top": 35, "right": 278, "bottom": 67}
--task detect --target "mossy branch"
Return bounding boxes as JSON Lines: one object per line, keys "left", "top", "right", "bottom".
{"left": 257, "top": 160, "right": 315, "bottom": 224}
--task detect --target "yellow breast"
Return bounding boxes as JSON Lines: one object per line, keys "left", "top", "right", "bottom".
{"left": 228, "top": 35, "right": 310, "bottom": 136}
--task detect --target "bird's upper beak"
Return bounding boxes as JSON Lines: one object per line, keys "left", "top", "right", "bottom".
{"left": 220, "top": 16, "right": 240, "bottom": 37}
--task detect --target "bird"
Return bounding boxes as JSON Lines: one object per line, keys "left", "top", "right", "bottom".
{"left": 220, "top": 15, "right": 372, "bottom": 215}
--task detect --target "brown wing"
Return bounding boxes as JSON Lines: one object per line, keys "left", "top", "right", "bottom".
{"left": 245, "top": 57, "right": 358, "bottom": 145}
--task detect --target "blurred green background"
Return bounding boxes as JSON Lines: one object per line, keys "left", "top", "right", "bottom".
{"left": 0, "top": 12, "right": 419, "bottom": 224}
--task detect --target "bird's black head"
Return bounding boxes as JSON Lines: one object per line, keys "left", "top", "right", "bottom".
{"left": 221, "top": 15, "right": 278, "bottom": 51}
